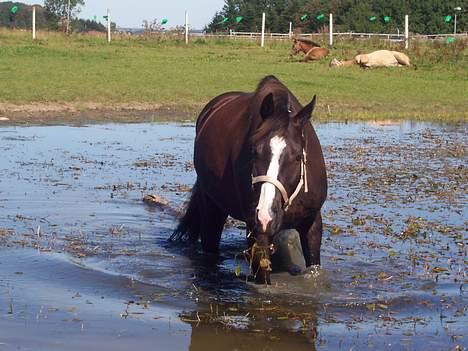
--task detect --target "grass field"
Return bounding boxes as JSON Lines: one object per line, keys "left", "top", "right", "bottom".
{"left": 0, "top": 29, "right": 466, "bottom": 121}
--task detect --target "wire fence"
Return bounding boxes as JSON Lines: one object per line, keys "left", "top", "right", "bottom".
{"left": 22, "top": 6, "right": 468, "bottom": 47}
{"left": 203, "top": 31, "right": 468, "bottom": 43}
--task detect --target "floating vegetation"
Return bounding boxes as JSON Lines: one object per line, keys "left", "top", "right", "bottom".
{"left": 0, "top": 122, "right": 466, "bottom": 350}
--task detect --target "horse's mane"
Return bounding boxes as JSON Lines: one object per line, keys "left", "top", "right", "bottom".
{"left": 255, "top": 75, "right": 289, "bottom": 102}
{"left": 295, "top": 37, "right": 321, "bottom": 47}
{"left": 250, "top": 76, "right": 291, "bottom": 145}
{"left": 250, "top": 115, "right": 288, "bottom": 146}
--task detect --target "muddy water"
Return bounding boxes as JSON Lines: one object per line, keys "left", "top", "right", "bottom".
{"left": 0, "top": 122, "right": 466, "bottom": 350}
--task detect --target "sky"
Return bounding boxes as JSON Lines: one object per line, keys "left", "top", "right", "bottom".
{"left": 18, "top": 0, "right": 226, "bottom": 29}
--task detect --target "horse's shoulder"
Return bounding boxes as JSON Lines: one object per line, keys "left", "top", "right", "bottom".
{"left": 196, "top": 91, "right": 246, "bottom": 132}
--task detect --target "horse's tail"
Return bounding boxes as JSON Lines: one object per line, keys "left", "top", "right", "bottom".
{"left": 169, "top": 180, "right": 201, "bottom": 242}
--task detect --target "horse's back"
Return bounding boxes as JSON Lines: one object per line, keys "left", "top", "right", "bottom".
{"left": 307, "top": 47, "right": 329, "bottom": 60}
{"left": 194, "top": 92, "right": 255, "bottom": 220}
{"left": 358, "top": 50, "right": 398, "bottom": 67}
{"left": 196, "top": 92, "right": 244, "bottom": 133}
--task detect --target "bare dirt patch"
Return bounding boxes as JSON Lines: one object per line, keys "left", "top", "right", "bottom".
{"left": 0, "top": 102, "right": 200, "bottom": 124}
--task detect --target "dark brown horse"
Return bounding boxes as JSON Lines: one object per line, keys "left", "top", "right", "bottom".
{"left": 291, "top": 38, "right": 330, "bottom": 61}
{"left": 171, "top": 76, "right": 327, "bottom": 284}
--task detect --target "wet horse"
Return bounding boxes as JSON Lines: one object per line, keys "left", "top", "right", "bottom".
{"left": 171, "top": 76, "right": 327, "bottom": 284}
{"left": 291, "top": 38, "right": 330, "bottom": 62}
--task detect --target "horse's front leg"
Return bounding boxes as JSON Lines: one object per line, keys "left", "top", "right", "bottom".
{"left": 198, "top": 194, "right": 228, "bottom": 253}
{"left": 298, "top": 212, "right": 323, "bottom": 266}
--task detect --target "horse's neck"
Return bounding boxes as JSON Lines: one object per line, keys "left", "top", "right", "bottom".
{"left": 341, "top": 59, "right": 356, "bottom": 67}
{"left": 301, "top": 44, "right": 312, "bottom": 54}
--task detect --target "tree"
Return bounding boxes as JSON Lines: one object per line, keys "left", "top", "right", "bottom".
{"left": 73, "top": 18, "right": 106, "bottom": 33}
{"left": 205, "top": 0, "right": 466, "bottom": 35}
{"left": 44, "top": 0, "right": 84, "bottom": 31}
{"left": 142, "top": 19, "right": 164, "bottom": 33}
{"left": 0, "top": 2, "right": 48, "bottom": 29}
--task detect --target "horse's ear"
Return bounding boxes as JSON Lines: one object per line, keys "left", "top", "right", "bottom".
{"left": 294, "top": 95, "right": 316, "bottom": 122}
{"left": 260, "top": 93, "right": 274, "bottom": 120}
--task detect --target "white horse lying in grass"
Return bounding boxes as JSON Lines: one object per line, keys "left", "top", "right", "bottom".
{"left": 330, "top": 50, "right": 412, "bottom": 68}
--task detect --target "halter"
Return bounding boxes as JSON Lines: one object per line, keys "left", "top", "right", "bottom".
{"left": 252, "top": 148, "right": 308, "bottom": 212}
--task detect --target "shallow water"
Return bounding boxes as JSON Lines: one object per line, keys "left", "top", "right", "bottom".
{"left": 0, "top": 121, "right": 466, "bottom": 350}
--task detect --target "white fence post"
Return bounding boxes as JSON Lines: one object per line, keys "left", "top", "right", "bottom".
{"left": 454, "top": 14, "right": 457, "bottom": 34}
{"left": 32, "top": 6, "right": 36, "bottom": 40}
{"left": 66, "top": 0, "right": 70, "bottom": 33}
{"left": 329, "top": 13, "right": 333, "bottom": 46}
{"left": 289, "top": 22, "right": 292, "bottom": 39}
{"left": 404, "top": 15, "right": 409, "bottom": 49}
{"left": 261, "top": 12, "right": 266, "bottom": 47}
{"left": 107, "top": 8, "right": 111, "bottom": 43}
{"left": 185, "top": 10, "right": 189, "bottom": 45}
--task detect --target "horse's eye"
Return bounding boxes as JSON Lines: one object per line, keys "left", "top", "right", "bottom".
{"left": 296, "top": 155, "right": 302, "bottom": 162}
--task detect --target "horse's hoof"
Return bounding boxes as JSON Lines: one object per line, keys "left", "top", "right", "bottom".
{"left": 288, "top": 264, "right": 304, "bottom": 276}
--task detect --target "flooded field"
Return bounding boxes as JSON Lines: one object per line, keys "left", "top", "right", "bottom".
{"left": 0, "top": 121, "right": 466, "bottom": 350}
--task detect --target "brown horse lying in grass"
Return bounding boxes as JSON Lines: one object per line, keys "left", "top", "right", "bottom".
{"left": 291, "top": 38, "right": 330, "bottom": 62}
{"left": 330, "top": 50, "right": 413, "bottom": 68}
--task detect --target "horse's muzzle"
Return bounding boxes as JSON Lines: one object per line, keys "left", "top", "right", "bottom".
{"left": 254, "top": 205, "right": 283, "bottom": 237}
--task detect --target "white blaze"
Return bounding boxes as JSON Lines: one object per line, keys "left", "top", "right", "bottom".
{"left": 256, "top": 135, "right": 286, "bottom": 231}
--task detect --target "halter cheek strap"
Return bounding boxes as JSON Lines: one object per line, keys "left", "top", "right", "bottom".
{"left": 252, "top": 148, "right": 308, "bottom": 211}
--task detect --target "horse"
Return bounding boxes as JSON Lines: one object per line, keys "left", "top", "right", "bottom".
{"left": 171, "top": 76, "right": 328, "bottom": 284}
{"left": 291, "top": 38, "right": 330, "bottom": 61}
{"left": 330, "top": 50, "right": 412, "bottom": 68}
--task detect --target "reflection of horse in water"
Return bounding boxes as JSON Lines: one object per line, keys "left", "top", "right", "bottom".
{"left": 330, "top": 50, "right": 412, "bottom": 68}
{"left": 367, "top": 120, "right": 403, "bottom": 127}
{"left": 186, "top": 304, "right": 318, "bottom": 351}
{"left": 291, "top": 38, "right": 330, "bottom": 61}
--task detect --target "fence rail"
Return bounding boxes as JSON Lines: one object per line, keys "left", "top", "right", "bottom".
{"left": 204, "top": 31, "right": 467, "bottom": 42}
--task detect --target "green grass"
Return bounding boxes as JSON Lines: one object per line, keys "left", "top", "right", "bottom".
{"left": 0, "top": 29, "right": 466, "bottom": 121}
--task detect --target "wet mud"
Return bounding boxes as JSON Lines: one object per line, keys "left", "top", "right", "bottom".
{"left": 0, "top": 121, "right": 466, "bottom": 350}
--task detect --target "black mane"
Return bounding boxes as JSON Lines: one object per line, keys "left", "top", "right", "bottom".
{"left": 254, "top": 75, "right": 291, "bottom": 116}
{"left": 294, "top": 37, "right": 321, "bottom": 47}
{"left": 250, "top": 76, "right": 291, "bottom": 146}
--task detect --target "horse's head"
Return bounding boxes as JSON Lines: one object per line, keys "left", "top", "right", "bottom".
{"left": 291, "top": 39, "right": 302, "bottom": 55}
{"left": 329, "top": 58, "right": 342, "bottom": 67}
{"left": 250, "top": 92, "right": 317, "bottom": 284}
{"left": 355, "top": 54, "right": 369, "bottom": 66}
{"left": 292, "top": 39, "right": 321, "bottom": 56}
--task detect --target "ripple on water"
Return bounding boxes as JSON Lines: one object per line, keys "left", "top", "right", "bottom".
{"left": 0, "top": 121, "right": 466, "bottom": 350}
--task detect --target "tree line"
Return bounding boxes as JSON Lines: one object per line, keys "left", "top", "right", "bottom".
{"left": 0, "top": 1, "right": 106, "bottom": 32}
{"left": 206, "top": 0, "right": 466, "bottom": 35}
